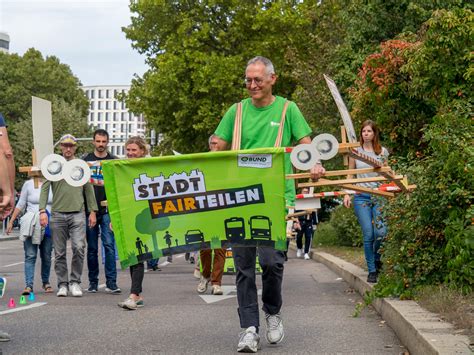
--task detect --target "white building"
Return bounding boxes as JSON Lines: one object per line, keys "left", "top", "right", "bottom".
{"left": 82, "top": 85, "right": 146, "bottom": 157}
{"left": 0, "top": 32, "right": 10, "bottom": 53}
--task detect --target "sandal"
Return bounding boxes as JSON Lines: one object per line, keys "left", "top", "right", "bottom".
{"left": 21, "top": 286, "right": 32, "bottom": 296}
{"left": 43, "top": 284, "right": 53, "bottom": 293}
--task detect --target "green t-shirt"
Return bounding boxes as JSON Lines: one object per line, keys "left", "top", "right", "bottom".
{"left": 215, "top": 96, "right": 312, "bottom": 206}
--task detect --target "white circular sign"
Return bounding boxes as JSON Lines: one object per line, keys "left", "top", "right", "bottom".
{"left": 290, "top": 143, "right": 320, "bottom": 171}
{"left": 41, "top": 154, "right": 66, "bottom": 182}
{"left": 63, "top": 159, "right": 91, "bottom": 187}
{"left": 312, "top": 134, "right": 339, "bottom": 160}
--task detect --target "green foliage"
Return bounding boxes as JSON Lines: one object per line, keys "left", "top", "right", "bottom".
{"left": 313, "top": 222, "right": 338, "bottom": 246}
{"left": 0, "top": 49, "right": 88, "bottom": 123}
{"left": 314, "top": 205, "right": 361, "bottom": 247}
{"left": 0, "top": 48, "right": 90, "bottom": 188}
{"left": 124, "top": 1, "right": 310, "bottom": 154}
{"left": 10, "top": 98, "right": 93, "bottom": 189}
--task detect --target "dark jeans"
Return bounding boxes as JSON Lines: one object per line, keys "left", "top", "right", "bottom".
{"left": 130, "top": 262, "right": 144, "bottom": 295}
{"left": 23, "top": 236, "right": 53, "bottom": 289}
{"left": 296, "top": 225, "right": 313, "bottom": 254}
{"left": 233, "top": 246, "right": 285, "bottom": 328}
{"left": 86, "top": 213, "right": 117, "bottom": 288}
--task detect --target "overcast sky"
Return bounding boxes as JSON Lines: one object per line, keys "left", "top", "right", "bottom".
{"left": 0, "top": 0, "right": 148, "bottom": 86}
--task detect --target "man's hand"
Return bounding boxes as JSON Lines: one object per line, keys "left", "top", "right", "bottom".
{"left": 310, "top": 163, "right": 326, "bottom": 180}
{"left": 88, "top": 211, "right": 97, "bottom": 228}
{"left": 343, "top": 195, "right": 351, "bottom": 208}
{"left": 6, "top": 219, "right": 14, "bottom": 234}
{"left": 40, "top": 212, "right": 49, "bottom": 227}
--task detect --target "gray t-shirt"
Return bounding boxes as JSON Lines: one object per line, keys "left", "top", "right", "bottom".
{"left": 355, "top": 146, "right": 389, "bottom": 189}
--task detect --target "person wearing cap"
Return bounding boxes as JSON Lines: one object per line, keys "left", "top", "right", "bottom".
{"left": 39, "top": 134, "right": 98, "bottom": 298}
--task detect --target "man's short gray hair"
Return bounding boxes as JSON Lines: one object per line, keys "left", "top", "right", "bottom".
{"left": 208, "top": 134, "right": 217, "bottom": 145}
{"left": 247, "top": 56, "right": 275, "bottom": 75}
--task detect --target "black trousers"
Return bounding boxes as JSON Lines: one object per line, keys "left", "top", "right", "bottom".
{"left": 233, "top": 246, "right": 285, "bottom": 328}
{"left": 130, "top": 262, "right": 144, "bottom": 295}
{"left": 296, "top": 225, "right": 313, "bottom": 254}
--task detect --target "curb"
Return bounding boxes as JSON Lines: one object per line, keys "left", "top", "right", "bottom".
{"left": 290, "top": 244, "right": 472, "bottom": 355}
{"left": 0, "top": 234, "right": 19, "bottom": 242}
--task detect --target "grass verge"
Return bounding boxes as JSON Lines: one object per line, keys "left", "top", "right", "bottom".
{"left": 313, "top": 245, "right": 473, "bottom": 341}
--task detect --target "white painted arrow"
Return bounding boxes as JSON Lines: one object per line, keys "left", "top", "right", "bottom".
{"left": 199, "top": 285, "right": 262, "bottom": 304}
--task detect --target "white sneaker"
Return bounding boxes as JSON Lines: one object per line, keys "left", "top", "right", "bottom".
{"left": 70, "top": 283, "right": 83, "bottom": 297}
{"left": 211, "top": 284, "right": 223, "bottom": 295}
{"left": 304, "top": 253, "right": 310, "bottom": 260}
{"left": 197, "top": 276, "right": 210, "bottom": 293}
{"left": 56, "top": 285, "right": 68, "bottom": 297}
{"left": 265, "top": 313, "right": 284, "bottom": 344}
{"left": 237, "top": 326, "right": 260, "bottom": 353}
{"left": 296, "top": 249, "right": 303, "bottom": 258}
{"left": 193, "top": 268, "right": 201, "bottom": 279}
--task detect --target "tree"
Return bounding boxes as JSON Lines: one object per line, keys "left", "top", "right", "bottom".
{"left": 10, "top": 98, "right": 93, "bottom": 188}
{"left": 123, "top": 1, "right": 308, "bottom": 154}
{"left": 0, "top": 48, "right": 88, "bottom": 123}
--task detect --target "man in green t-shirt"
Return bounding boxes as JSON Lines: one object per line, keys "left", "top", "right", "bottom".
{"left": 214, "top": 56, "right": 325, "bottom": 353}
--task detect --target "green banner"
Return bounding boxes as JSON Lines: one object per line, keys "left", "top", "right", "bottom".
{"left": 102, "top": 148, "right": 287, "bottom": 269}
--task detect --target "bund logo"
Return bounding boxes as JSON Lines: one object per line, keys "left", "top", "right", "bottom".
{"left": 238, "top": 154, "right": 272, "bottom": 169}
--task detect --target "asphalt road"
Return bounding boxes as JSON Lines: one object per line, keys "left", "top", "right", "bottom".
{"left": 0, "top": 238, "right": 405, "bottom": 354}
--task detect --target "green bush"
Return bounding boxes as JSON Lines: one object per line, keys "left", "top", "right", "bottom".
{"left": 379, "top": 105, "right": 473, "bottom": 297}
{"left": 313, "top": 222, "right": 338, "bottom": 246}
{"left": 314, "top": 205, "right": 362, "bottom": 247}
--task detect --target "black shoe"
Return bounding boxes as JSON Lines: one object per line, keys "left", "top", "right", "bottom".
{"left": 185, "top": 252, "right": 190, "bottom": 261}
{"left": 367, "top": 272, "right": 378, "bottom": 283}
{"left": 152, "top": 265, "right": 161, "bottom": 271}
{"left": 87, "top": 284, "right": 98, "bottom": 293}
{"left": 189, "top": 256, "right": 195, "bottom": 264}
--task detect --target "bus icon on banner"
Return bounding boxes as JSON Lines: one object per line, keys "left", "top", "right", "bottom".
{"left": 249, "top": 216, "right": 272, "bottom": 240}
{"left": 224, "top": 217, "right": 246, "bottom": 243}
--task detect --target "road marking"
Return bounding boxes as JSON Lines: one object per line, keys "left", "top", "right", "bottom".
{"left": 0, "top": 302, "right": 47, "bottom": 315}
{"left": 2, "top": 261, "right": 25, "bottom": 268}
{"left": 199, "top": 286, "right": 262, "bottom": 304}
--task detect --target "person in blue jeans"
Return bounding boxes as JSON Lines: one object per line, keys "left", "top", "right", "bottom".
{"left": 83, "top": 129, "right": 121, "bottom": 294}
{"left": 7, "top": 178, "right": 54, "bottom": 294}
{"left": 344, "top": 120, "right": 388, "bottom": 283}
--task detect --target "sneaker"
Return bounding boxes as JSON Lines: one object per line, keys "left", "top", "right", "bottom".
{"left": 304, "top": 253, "right": 310, "bottom": 260}
{"left": 237, "top": 326, "right": 260, "bottom": 353}
{"left": 197, "top": 276, "right": 210, "bottom": 293}
{"left": 152, "top": 265, "right": 162, "bottom": 271}
{"left": 193, "top": 268, "right": 201, "bottom": 279}
{"left": 105, "top": 286, "right": 122, "bottom": 294}
{"left": 167, "top": 255, "right": 173, "bottom": 263}
{"left": 296, "top": 249, "right": 303, "bottom": 258}
{"left": 367, "top": 272, "right": 378, "bottom": 283}
{"left": 185, "top": 252, "right": 190, "bottom": 261}
{"left": 211, "top": 284, "right": 223, "bottom": 295}
{"left": 189, "top": 256, "right": 195, "bottom": 264}
{"left": 0, "top": 330, "right": 11, "bottom": 342}
{"left": 87, "top": 284, "right": 98, "bottom": 293}
{"left": 265, "top": 313, "right": 284, "bottom": 344}
{"left": 57, "top": 285, "right": 68, "bottom": 297}
{"left": 118, "top": 297, "right": 144, "bottom": 310}
{"left": 21, "top": 286, "right": 33, "bottom": 295}
{"left": 70, "top": 283, "right": 83, "bottom": 297}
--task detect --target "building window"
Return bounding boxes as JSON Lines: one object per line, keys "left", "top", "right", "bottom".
{"left": 90, "top": 101, "right": 94, "bottom": 110}
{"left": 98, "top": 101, "right": 102, "bottom": 110}
{"left": 113, "top": 112, "right": 117, "bottom": 121}
{"left": 114, "top": 101, "right": 118, "bottom": 110}
{"left": 121, "top": 101, "right": 126, "bottom": 110}
{"left": 98, "top": 112, "right": 102, "bottom": 121}
{"left": 85, "top": 90, "right": 89, "bottom": 98}
{"left": 106, "top": 112, "right": 110, "bottom": 121}
{"left": 106, "top": 89, "right": 110, "bottom": 98}
{"left": 121, "top": 112, "right": 126, "bottom": 121}
{"left": 90, "top": 90, "right": 95, "bottom": 99}
{"left": 98, "top": 89, "right": 103, "bottom": 99}
{"left": 129, "top": 124, "right": 133, "bottom": 133}
{"left": 90, "top": 112, "right": 95, "bottom": 121}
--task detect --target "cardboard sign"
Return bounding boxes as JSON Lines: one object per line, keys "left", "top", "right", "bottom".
{"left": 102, "top": 148, "right": 287, "bottom": 268}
